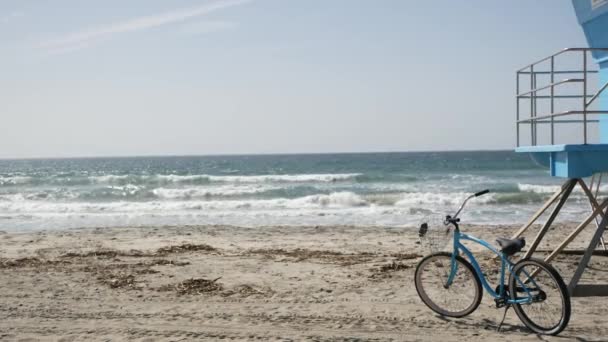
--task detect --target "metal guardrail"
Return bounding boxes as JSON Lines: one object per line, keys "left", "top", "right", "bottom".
{"left": 516, "top": 48, "right": 608, "bottom": 146}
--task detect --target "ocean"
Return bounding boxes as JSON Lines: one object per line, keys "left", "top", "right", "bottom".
{"left": 0, "top": 151, "right": 596, "bottom": 232}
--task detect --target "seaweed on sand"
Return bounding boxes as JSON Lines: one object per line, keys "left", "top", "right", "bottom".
{"left": 98, "top": 271, "right": 139, "bottom": 289}
{"left": 369, "top": 261, "right": 412, "bottom": 279}
{"left": 248, "top": 248, "right": 374, "bottom": 265}
{"left": 155, "top": 244, "right": 216, "bottom": 255}
{"left": 60, "top": 243, "right": 216, "bottom": 259}
{"left": 158, "top": 277, "right": 223, "bottom": 295}
{"left": 222, "top": 284, "right": 274, "bottom": 298}
{"left": 0, "top": 257, "right": 71, "bottom": 269}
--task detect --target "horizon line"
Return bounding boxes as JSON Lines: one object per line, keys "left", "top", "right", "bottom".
{"left": 0, "top": 148, "right": 517, "bottom": 161}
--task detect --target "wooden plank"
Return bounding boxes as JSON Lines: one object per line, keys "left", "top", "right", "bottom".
{"left": 568, "top": 212, "right": 608, "bottom": 294}
{"left": 543, "top": 198, "right": 608, "bottom": 263}
{"left": 572, "top": 284, "right": 608, "bottom": 297}
{"left": 510, "top": 181, "right": 569, "bottom": 240}
{"left": 535, "top": 249, "right": 608, "bottom": 256}
{"left": 523, "top": 179, "right": 577, "bottom": 259}
{"left": 579, "top": 179, "right": 606, "bottom": 220}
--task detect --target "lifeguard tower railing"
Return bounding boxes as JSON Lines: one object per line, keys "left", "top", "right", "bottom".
{"left": 512, "top": 47, "right": 608, "bottom": 297}
{"left": 516, "top": 48, "right": 608, "bottom": 147}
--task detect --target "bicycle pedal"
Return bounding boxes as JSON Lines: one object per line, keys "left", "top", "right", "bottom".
{"left": 494, "top": 297, "right": 507, "bottom": 308}
{"left": 493, "top": 285, "right": 510, "bottom": 308}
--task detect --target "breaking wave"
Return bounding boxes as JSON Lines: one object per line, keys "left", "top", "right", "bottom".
{"left": 0, "top": 151, "right": 596, "bottom": 231}
{"left": 517, "top": 183, "right": 562, "bottom": 194}
{"left": 0, "top": 173, "right": 363, "bottom": 187}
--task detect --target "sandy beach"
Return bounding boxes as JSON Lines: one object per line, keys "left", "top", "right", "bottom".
{"left": 1, "top": 223, "right": 608, "bottom": 341}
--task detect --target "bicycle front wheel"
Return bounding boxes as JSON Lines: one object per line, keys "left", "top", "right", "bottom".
{"left": 415, "top": 252, "right": 482, "bottom": 317}
{"left": 509, "top": 259, "right": 571, "bottom": 335}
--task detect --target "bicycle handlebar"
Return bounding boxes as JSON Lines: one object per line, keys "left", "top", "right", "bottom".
{"left": 450, "top": 189, "right": 491, "bottom": 222}
{"left": 474, "top": 189, "right": 490, "bottom": 197}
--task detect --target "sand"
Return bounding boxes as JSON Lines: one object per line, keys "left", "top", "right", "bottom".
{"left": 2, "top": 223, "right": 608, "bottom": 341}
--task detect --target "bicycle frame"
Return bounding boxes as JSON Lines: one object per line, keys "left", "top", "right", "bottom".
{"left": 447, "top": 228, "right": 538, "bottom": 305}
{"left": 417, "top": 190, "right": 570, "bottom": 335}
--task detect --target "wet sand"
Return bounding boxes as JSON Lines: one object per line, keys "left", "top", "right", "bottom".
{"left": 1, "top": 223, "right": 608, "bottom": 341}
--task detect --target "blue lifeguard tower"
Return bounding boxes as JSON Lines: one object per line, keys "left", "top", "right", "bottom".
{"left": 511, "top": 0, "right": 608, "bottom": 297}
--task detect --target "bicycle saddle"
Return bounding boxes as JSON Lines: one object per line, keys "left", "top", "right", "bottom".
{"left": 496, "top": 237, "right": 525, "bottom": 256}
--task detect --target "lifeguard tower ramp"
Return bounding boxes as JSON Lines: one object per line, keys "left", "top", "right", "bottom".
{"left": 512, "top": 0, "right": 608, "bottom": 297}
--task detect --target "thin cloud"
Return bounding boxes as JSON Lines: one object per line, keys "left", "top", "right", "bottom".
{"left": 40, "top": 0, "right": 251, "bottom": 53}
{"left": 179, "top": 20, "right": 238, "bottom": 35}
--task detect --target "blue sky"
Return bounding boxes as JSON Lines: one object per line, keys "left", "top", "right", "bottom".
{"left": 0, "top": 0, "right": 589, "bottom": 158}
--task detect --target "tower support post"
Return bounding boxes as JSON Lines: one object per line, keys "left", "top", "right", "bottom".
{"left": 569, "top": 211, "right": 608, "bottom": 296}
{"left": 523, "top": 179, "right": 577, "bottom": 259}
{"left": 510, "top": 183, "right": 570, "bottom": 240}
{"left": 516, "top": 176, "right": 608, "bottom": 297}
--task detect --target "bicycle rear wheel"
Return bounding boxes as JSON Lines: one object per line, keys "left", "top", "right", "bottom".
{"left": 509, "top": 259, "right": 571, "bottom": 335}
{"left": 415, "top": 252, "right": 482, "bottom": 317}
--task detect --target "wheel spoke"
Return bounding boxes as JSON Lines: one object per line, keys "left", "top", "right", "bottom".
{"left": 510, "top": 260, "right": 570, "bottom": 335}
{"left": 415, "top": 253, "right": 481, "bottom": 317}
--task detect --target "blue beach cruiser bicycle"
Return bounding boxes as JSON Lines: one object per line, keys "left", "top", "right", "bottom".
{"left": 415, "top": 190, "right": 571, "bottom": 335}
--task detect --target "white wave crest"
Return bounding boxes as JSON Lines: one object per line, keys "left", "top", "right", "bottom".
{"left": 0, "top": 191, "right": 370, "bottom": 214}
{"left": 0, "top": 191, "right": 598, "bottom": 231}
{"left": 0, "top": 176, "right": 32, "bottom": 186}
{"left": 294, "top": 192, "right": 368, "bottom": 207}
{"left": 89, "top": 173, "right": 360, "bottom": 184}
{"left": 395, "top": 192, "right": 473, "bottom": 206}
{"left": 207, "top": 173, "right": 361, "bottom": 183}
{"left": 154, "top": 175, "right": 210, "bottom": 183}
{"left": 517, "top": 184, "right": 561, "bottom": 193}
{"left": 92, "top": 175, "right": 130, "bottom": 183}
{"left": 152, "top": 185, "right": 277, "bottom": 199}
